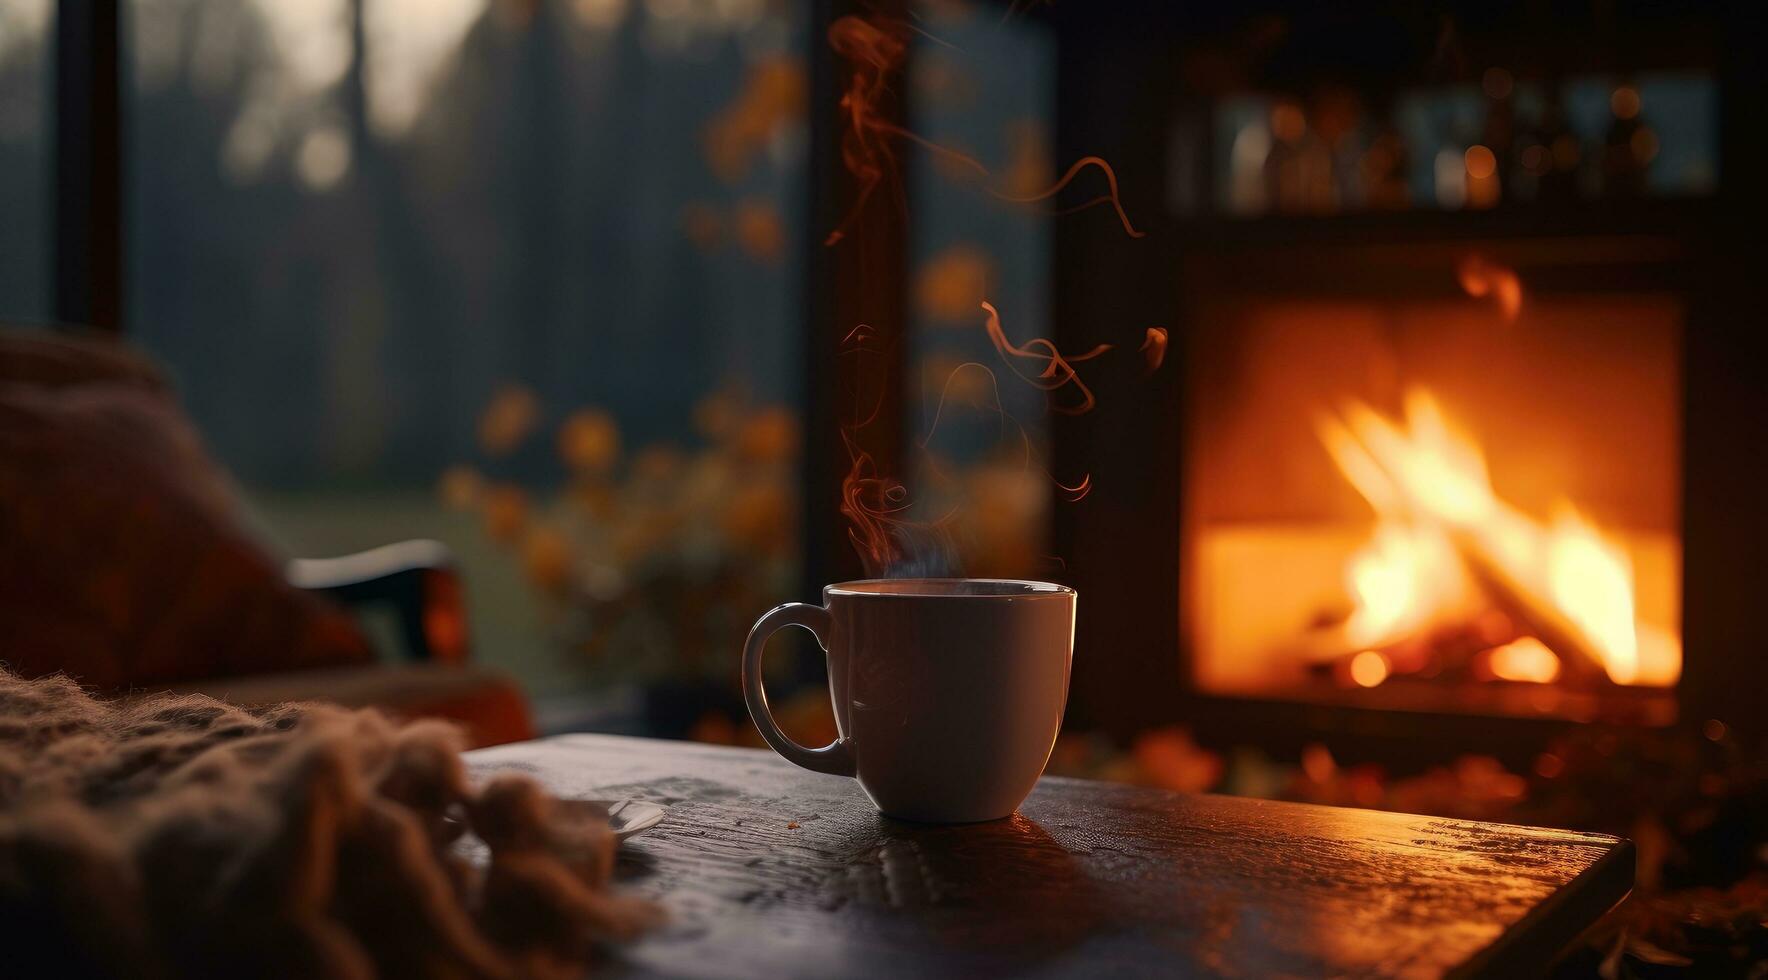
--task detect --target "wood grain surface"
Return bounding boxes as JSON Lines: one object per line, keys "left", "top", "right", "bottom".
{"left": 466, "top": 734, "right": 1631, "bottom": 979}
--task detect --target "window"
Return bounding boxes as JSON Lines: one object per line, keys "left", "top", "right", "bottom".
{"left": 127, "top": 0, "right": 807, "bottom": 725}
{"left": 0, "top": 0, "right": 51, "bottom": 322}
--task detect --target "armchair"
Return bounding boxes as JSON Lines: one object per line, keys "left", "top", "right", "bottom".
{"left": 0, "top": 327, "right": 534, "bottom": 746}
{"left": 146, "top": 545, "right": 535, "bottom": 749}
{"left": 288, "top": 539, "right": 470, "bottom": 665}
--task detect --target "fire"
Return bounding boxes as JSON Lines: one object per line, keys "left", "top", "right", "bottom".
{"left": 1339, "top": 522, "right": 1462, "bottom": 649}
{"left": 1319, "top": 388, "right": 1676, "bottom": 687}
{"left": 1546, "top": 505, "right": 1639, "bottom": 684}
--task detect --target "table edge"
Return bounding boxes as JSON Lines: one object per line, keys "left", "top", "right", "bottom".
{"left": 1449, "top": 836, "right": 1635, "bottom": 979}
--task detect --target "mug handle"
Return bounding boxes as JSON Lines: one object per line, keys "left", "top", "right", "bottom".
{"left": 741, "top": 602, "right": 856, "bottom": 777}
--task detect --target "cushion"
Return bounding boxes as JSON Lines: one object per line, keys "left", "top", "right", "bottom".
{"left": 0, "top": 326, "right": 169, "bottom": 393}
{"left": 0, "top": 380, "right": 373, "bottom": 688}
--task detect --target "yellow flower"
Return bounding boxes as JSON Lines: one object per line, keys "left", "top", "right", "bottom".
{"left": 633, "top": 444, "right": 686, "bottom": 484}
{"left": 679, "top": 201, "right": 724, "bottom": 251}
{"left": 1000, "top": 119, "right": 1055, "bottom": 199}
{"left": 721, "top": 479, "right": 792, "bottom": 554}
{"left": 558, "top": 408, "right": 621, "bottom": 473}
{"left": 571, "top": 479, "right": 618, "bottom": 522}
{"left": 694, "top": 390, "right": 739, "bottom": 441}
{"left": 733, "top": 200, "right": 786, "bottom": 264}
{"left": 915, "top": 244, "right": 994, "bottom": 323}
{"left": 481, "top": 484, "right": 529, "bottom": 545}
{"left": 436, "top": 465, "right": 484, "bottom": 511}
{"left": 702, "top": 57, "right": 807, "bottom": 184}
{"left": 477, "top": 385, "right": 540, "bottom": 457}
{"left": 735, "top": 407, "right": 798, "bottom": 464}
{"left": 522, "top": 525, "right": 575, "bottom": 597}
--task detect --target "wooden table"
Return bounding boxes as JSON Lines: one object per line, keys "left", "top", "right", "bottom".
{"left": 466, "top": 734, "right": 1632, "bottom": 979}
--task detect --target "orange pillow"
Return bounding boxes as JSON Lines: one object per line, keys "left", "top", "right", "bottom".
{"left": 0, "top": 326, "right": 168, "bottom": 393}
{"left": 0, "top": 382, "right": 373, "bottom": 688}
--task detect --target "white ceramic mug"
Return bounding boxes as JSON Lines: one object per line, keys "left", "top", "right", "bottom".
{"left": 741, "top": 578, "right": 1075, "bottom": 823}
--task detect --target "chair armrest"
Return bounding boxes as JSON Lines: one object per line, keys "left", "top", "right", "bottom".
{"left": 287, "top": 540, "right": 470, "bottom": 664}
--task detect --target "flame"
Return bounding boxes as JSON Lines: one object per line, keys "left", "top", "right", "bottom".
{"left": 1458, "top": 255, "right": 1523, "bottom": 321}
{"left": 981, "top": 301, "right": 1113, "bottom": 415}
{"left": 1339, "top": 522, "right": 1462, "bottom": 649}
{"left": 1319, "top": 388, "right": 1675, "bottom": 687}
{"left": 1339, "top": 391, "right": 1495, "bottom": 525}
{"left": 1546, "top": 505, "right": 1639, "bottom": 684}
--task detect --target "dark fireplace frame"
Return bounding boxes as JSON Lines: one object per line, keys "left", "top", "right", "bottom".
{"left": 1039, "top": 1, "right": 1768, "bottom": 765}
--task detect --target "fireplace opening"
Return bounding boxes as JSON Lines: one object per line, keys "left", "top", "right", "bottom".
{"left": 1182, "top": 283, "right": 1681, "bottom": 724}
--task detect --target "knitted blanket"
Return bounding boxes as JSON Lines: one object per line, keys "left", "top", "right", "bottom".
{"left": 0, "top": 670, "right": 658, "bottom": 978}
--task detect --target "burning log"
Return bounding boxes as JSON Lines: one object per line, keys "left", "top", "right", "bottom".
{"left": 1316, "top": 390, "right": 1652, "bottom": 689}
{"left": 1303, "top": 529, "right": 1619, "bottom": 689}
{"left": 1310, "top": 615, "right": 1517, "bottom": 689}
{"left": 1452, "top": 529, "right": 1614, "bottom": 687}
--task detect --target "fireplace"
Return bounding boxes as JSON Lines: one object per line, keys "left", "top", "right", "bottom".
{"left": 1183, "top": 261, "right": 1682, "bottom": 725}
{"left": 1038, "top": 1, "right": 1765, "bottom": 763}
